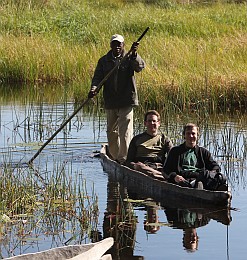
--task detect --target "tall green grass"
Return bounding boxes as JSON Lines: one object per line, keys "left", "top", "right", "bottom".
{"left": 0, "top": 0, "right": 246, "bottom": 112}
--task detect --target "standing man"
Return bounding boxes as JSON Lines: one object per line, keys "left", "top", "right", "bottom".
{"left": 88, "top": 34, "right": 145, "bottom": 163}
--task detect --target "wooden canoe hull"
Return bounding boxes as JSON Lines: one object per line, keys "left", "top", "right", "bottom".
{"left": 5, "top": 237, "right": 114, "bottom": 260}
{"left": 100, "top": 145, "right": 232, "bottom": 208}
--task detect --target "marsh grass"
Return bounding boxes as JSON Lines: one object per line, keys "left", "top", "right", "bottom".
{"left": 0, "top": 0, "right": 247, "bottom": 111}
{"left": 0, "top": 159, "right": 99, "bottom": 256}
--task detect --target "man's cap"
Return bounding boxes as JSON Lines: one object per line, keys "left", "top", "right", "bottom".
{"left": 110, "top": 34, "right": 124, "bottom": 43}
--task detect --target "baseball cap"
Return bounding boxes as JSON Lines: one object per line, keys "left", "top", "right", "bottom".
{"left": 110, "top": 34, "right": 124, "bottom": 43}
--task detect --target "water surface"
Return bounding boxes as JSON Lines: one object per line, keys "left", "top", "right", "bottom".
{"left": 0, "top": 100, "right": 246, "bottom": 260}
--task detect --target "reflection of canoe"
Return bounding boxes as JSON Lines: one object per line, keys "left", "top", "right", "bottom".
{"left": 100, "top": 145, "right": 232, "bottom": 208}
{"left": 135, "top": 198, "right": 231, "bottom": 226}
{"left": 6, "top": 237, "right": 113, "bottom": 260}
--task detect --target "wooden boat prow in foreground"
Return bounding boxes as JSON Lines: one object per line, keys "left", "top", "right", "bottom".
{"left": 5, "top": 237, "right": 113, "bottom": 260}
{"left": 100, "top": 145, "right": 232, "bottom": 208}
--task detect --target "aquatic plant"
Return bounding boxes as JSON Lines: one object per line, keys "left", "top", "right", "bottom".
{"left": 0, "top": 160, "right": 99, "bottom": 257}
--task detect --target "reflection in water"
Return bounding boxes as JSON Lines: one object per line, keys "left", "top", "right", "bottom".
{"left": 144, "top": 205, "right": 160, "bottom": 234}
{"left": 103, "top": 179, "right": 144, "bottom": 260}
{"left": 165, "top": 208, "right": 210, "bottom": 252}
{"left": 183, "top": 228, "right": 198, "bottom": 252}
{"left": 104, "top": 174, "right": 231, "bottom": 258}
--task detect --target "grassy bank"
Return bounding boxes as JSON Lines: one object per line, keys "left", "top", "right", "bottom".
{"left": 0, "top": 0, "right": 246, "bottom": 112}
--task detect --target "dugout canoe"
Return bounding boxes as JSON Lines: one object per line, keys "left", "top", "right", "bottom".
{"left": 100, "top": 145, "right": 232, "bottom": 208}
{"left": 5, "top": 237, "right": 113, "bottom": 260}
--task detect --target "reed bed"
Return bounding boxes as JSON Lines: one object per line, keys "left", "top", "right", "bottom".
{"left": 0, "top": 160, "right": 99, "bottom": 256}
{"left": 0, "top": 0, "right": 246, "bottom": 111}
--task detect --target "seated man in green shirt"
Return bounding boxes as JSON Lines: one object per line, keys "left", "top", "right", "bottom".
{"left": 125, "top": 110, "right": 173, "bottom": 179}
{"left": 163, "top": 123, "right": 227, "bottom": 190}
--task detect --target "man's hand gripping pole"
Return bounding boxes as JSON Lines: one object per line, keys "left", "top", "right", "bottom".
{"left": 88, "top": 27, "right": 150, "bottom": 98}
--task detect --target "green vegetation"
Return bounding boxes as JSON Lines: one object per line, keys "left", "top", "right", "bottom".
{"left": 0, "top": 160, "right": 99, "bottom": 250}
{"left": 0, "top": 0, "right": 247, "bottom": 112}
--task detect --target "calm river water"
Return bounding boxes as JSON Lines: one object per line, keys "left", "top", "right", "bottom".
{"left": 0, "top": 100, "right": 246, "bottom": 260}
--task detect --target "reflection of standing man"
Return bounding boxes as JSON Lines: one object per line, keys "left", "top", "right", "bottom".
{"left": 88, "top": 34, "right": 145, "bottom": 164}
{"left": 103, "top": 179, "right": 144, "bottom": 260}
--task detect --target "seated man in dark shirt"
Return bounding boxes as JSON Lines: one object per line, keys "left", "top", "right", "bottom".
{"left": 163, "top": 123, "right": 227, "bottom": 191}
{"left": 125, "top": 110, "right": 173, "bottom": 179}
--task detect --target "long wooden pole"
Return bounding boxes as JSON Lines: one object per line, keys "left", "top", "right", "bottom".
{"left": 28, "top": 27, "right": 150, "bottom": 165}
{"left": 28, "top": 98, "right": 90, "bottom": 164}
